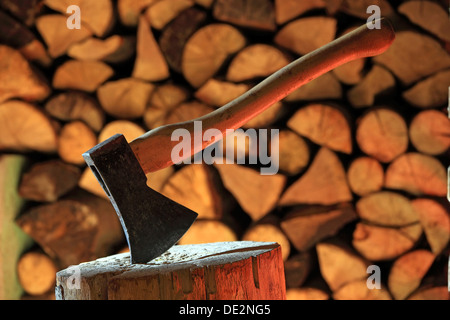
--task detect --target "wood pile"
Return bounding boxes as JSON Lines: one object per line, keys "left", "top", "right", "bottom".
{"left": 0, "top": 0, "right": 448, "bottom": 300}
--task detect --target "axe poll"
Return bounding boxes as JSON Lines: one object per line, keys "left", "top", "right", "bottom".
{"left": 83, "top": 19, "right": 395, "bottom": 264}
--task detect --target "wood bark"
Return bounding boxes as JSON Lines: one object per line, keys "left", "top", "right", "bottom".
{"left": 19, "top": 159, "right": 81, "bottom": 202}
{"left": 17, "top": 190, "right": 124, "bottom": 268}
{"left": 45, "top": 91, "right": 105, "bottom": 132}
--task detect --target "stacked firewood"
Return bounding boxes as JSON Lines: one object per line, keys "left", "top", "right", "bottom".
{"left": 0, "top": 0, "right": 448, "bottom": 300}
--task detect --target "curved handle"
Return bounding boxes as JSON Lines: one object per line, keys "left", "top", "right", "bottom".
{"left": 131, "top": 18, "right": 395, "bottom": 173}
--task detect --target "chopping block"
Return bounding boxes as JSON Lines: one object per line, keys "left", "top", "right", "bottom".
{"left": 55, "top": 241, "right": 286, "bottom": 300}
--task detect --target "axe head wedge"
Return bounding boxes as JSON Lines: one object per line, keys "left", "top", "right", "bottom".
{"left": 83, "top": 134, "right": 198, "bottom": 264}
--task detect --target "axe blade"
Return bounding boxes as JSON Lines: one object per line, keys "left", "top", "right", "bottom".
{"left": 83, "top": 134, "right": 197, "bottom": 264}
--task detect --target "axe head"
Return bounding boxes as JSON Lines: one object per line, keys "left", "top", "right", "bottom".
{"left": 83, "top": 134, "right": 197, "bottom": 264}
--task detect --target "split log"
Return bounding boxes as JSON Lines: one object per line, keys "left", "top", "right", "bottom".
{"left": 56, "top": 242, "right": 286, "bottom": 300}
{"left": 281, "top": 203, "right": 357, "bottom": 252}
{"left": 164, "top": 101, "right": 214, "bottom": 126}
{"left": 241, "top": 216, "right": 291, "bottom": 261}
{"left": 409, "top": 110, "right": 450, "bottom": 155}
{"left": 36, "top": 14, "right": 92, "bottom": 58}
{"left": 316, "top": 239, "right": 370, "bottom": 292}
{"left": 0, "top": 45, "right": 50, "bottom": 103}
{"left": 182, "top": 23, "right": 246, "bottom": 88}
{"left": 45, "top": 91, "right": 105, "bottom": 132}
{"left": 17, "top": 190, "right": 124, "bottom": 268}
{"left": 159, "top": 8, "right": 207, "bottom": 73}
{"left": 402, "top": 69, "right": 450, "bottom": 109}
{"left": 408, "top": 286, "right": 449, "bottom": 300}
{"left": 17, "top": 251, "right": 58, "bottom": 296}
{"left": 18, "top": 160, "right": 81, "bottom": 202}
{"left": 283, "top": 72, "right": 342, "bottom": 101}
{"left": 347, "top": 157, "right": 384, "bottom": 196}
{"left": 117, "top": 0, "right": 156, "bottom": 27}
{"left": 213, "top": 0, "right": 276, "bottom": 31}
{"left": 195, "top": 79, "right": 250, "bottom": 107}
{"left": 67, "top": 35, "right": 135, "bottom": 63}
{"left": 388, "top": 250, "right": 435, "bottom": 300}
{"left": 352, "top": 222, "right": 423, "bottom": 261}
{"left": 355, "top": 108, "right": 408, "bottom": 163}
{"left": 274, "top": 0, "right": 326, "bottom": 25}
{"left": 97, "top": 78, "right": 155, "bottom": 119}
{"left": 332, "top": 280, "right": 392, "bottom": 300}
{"left": 286, "top": 288, "right": 329, "bottom": 300}
{"left": 143, "top": 83, "right": 190, "bottom": 129}
{"left": 373, "top": 31, "right": 450, "bottom": 86}
{"left": 98, "top": 120, "right": 146, "bottom": 143}
{"left": 287, "top": 103, "right": 352, "bottom": 154}
{"left": 0, "top": 154, "right": 33, "bottom": 299}
{"left": 284, "top": 252, "right": 313, "bottom": 288}
{"left": 161, "top": 164, "right": 224, "bottom": 219}
{"left": 53, "top": 60, "right": 114, "bottom": 92}
{"left": 279, "top": 147, "right": 353, "bottom": 206}
{"left": 347, "top": 65, "right": 395, "bottom": 108}
{"left": 226, "top": 44, "right": 290, "bottom": 82}
{"left": 275, "top": 130, "right": 310, "bottom": 176}
{"left": 399, "top": 0, "right": 450, "bottom": 42}
{"left": 57, "top": 121, "right": 97, "bottom": 166}
{"left": 132, "top": 15, "right": 169, "bottom": 82}
{"left": 242, "top": 101, "right": 284, "bottom": 129}
{"left": 178, "top": 219, "right": 237, "bottom": 245}
{"left": 355, "top": 191, "right": 419, "bottom": 227}
{"left": 0, "top": 100, "right": 58, "bottom": 153}
{"left": 214, "top": 163, "right": 286, "bottom": 221}
{"left": 275, "top": 17, "right": 336, "bottom": 55}
{"left": 144, "top": 0, "right": 194, "bottom": 30}
{"left": 43, "top": 0, "right": 115, "bottom": 37}
{"left": 338, "top": 0, "right": 395, "bottom": 19}
{"left": 384, "top": 152, "right": 447, "bottom": 196}
{"left": 412, "top": 198, "right": 450, "bottom": 255}
{"left": 0, "top": 10, "right": 50, "bottom": 66}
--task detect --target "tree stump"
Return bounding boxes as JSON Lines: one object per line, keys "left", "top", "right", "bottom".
{"left": 55, "top": 241, "right": 285, "bottom": 300}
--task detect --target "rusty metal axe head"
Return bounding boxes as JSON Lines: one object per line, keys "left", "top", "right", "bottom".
{"left": 83, "top": 134, "right": 197, "bottom": 264}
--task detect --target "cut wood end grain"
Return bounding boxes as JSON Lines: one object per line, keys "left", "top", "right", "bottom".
{"left": 56, "top": 241, "right": 285, "bottom": 300}
{"left": 0, "top": 100, "right": 58, "bottom": 153}
{"left": 0, "top": 45, "right": 51, "bottom": 104}
{"left": 53, "top": 60, "right": 114, "bottom": 92}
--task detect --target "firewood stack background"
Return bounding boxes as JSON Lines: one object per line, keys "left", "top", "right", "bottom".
{"left": 0, "top": 0, "right": 449, "bottom": 300}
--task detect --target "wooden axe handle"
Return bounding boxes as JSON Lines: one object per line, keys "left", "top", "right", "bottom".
{"left": 130, "top": 19, "right": 395, "bottom": 174}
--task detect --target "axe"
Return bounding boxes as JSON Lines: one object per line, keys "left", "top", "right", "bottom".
{"left": 83, "top": 19, "right": 395, "bottom": 264}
